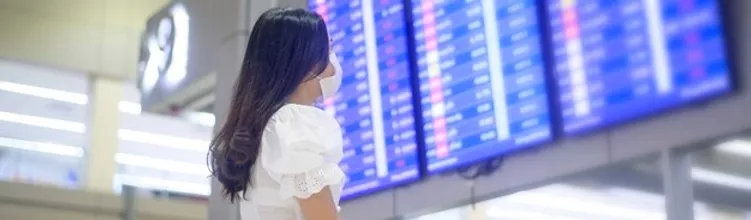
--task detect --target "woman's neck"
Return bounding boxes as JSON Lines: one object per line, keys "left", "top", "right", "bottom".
{"left": 287, "top": 93, "right": 317, "bottom": 106}
{"left": 288, "top": 81, "right": 320, "bottom": 106}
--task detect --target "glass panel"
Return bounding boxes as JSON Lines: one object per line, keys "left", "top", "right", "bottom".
{"left": 114, "top": 80, "right": 213, "bottom": 200}
{"left": 0, "top": 59, "right": 88, "bottom": 189}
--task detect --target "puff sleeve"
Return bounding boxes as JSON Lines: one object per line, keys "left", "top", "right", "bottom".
{"left": 260, "top": 105, "right": 345, "bottom": 200}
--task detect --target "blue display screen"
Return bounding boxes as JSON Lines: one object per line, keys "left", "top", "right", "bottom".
{"left": 411, "top": 0, "right": 553, "bottom": 174}
{"left": 545, "top": 0, "right": 733, "bottom": 135}
{"left": 309, "top": 0, "right": 421, "bottom": 199}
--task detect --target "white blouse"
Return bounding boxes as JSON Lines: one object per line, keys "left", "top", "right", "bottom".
{"left": 240, "top": 104, "right": 345, "bottom": 220}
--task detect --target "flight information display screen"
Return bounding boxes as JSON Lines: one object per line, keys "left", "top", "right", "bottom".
{"left": 411, "top": 0, "right": 553, "bottom": 174}
{"left": 310, "top": 0, "right": 420, "bottom": 199}
{"left": 546, "top": 0, "right": 733, "bottom": 135}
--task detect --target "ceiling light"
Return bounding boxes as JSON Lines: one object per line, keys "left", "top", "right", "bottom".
{"left": 0, "top": 111, "right": 86, "bottom": 133}
{"left": 0, "top": 81, "right": 87, "bottom": 104}
{"left": 118, "top": 102, "right": 142, "bottom": 115}
{"left": 0, "top": 137, "right": 208, "bottom": 176}
{"left": 692, "top": 167, "right": 751, "bottom": 191}
{"left": 715, "top": 139, "right": 751, "bottom": 158}
{"left": 0, "top": 111, "right": 208, "bottom": 152}
{"left": 182, "top": 111, "right": 215, "bottom": 127}
{"left": 0, "top": 81, "right": 143, "bottom": 115}
{"left": 0, "top": 137, "right": 83, "bottom": 157}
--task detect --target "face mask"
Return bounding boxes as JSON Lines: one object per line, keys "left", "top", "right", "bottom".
{"left": 318, "top": 53, "right": 343, "bottom": 99}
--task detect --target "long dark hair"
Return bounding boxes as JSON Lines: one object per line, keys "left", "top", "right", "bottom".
{"left": 208, "top": 7, "right": 330, "bottom": 202}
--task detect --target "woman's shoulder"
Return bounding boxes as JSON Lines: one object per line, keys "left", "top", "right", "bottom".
{"left": 271, "top": 104, "right": 338, "bottom": 127}
{"left": 265, "top": 104, "right": 342, "bottom": 142}
{"left": 260, "top": 103, "right": 344, "bottom": 171}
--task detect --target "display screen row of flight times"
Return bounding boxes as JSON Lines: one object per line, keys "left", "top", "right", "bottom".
{"left": 310, "top": 0, "right": 421, "bottom": 200}
{"left": 411, "top": 0, "right": 553, "bottom": 173}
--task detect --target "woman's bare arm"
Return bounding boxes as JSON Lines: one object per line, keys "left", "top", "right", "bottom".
{"left": 296, "top": 186, "right": 339, "bottom": 220}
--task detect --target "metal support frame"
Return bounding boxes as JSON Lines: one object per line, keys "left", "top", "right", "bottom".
{"left": 122, "top": 185, "right": 136, "bottom": 220}
{"left": 661, "top": 149, "right": 695, "bottom": 220}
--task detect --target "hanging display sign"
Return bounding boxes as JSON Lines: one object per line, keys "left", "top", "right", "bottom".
{"left": 137, "top": 2, "right": 191, "bottom": 110}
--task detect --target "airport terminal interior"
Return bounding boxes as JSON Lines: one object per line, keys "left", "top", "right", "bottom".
{"left": 0, "top": 0, "right": 750, "bottom": 219}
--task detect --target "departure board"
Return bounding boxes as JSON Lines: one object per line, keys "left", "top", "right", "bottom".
{"left": 412, "top": 0, "right": 553, "bottom": 174}
{"left": 310, "top": 0, "right": 420, "bottom": 199}
{"left": 546, "top": 0, "right": 733, "bottom": 135}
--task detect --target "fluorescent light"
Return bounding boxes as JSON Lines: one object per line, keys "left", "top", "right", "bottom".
{"left": 0, "top": 80, "right": 214, "bottom": 125}
{"left": 0, "top": 137, "right": 210, "bottom": 196}
{"left": 716, "top": 139, "right": 751, "bottom": 158}
{"left": 0, "top": 111, "right": 86, "bottom": 133}
{"left": 118, "top": 129, "right": 209, "bottom": 152}
{"left": 0, "top": 137, "right": 208, "bottom": 177}
{"left": 115, "top": 153, "right": 208, "bottom": 176}
{"left": 692, "top": 167, "right": 751, "bottom": 191}
{"left": 0, "top": 81, "right": 143, "bottom": 115}
{"left": 0, "top": 137, "right": 83, "bottom": 157}
{"left": 118, "top": 101, "right": 142, "bottom": 114}
{"left": 0, "top": 81, "right": 87, "bottom": 104}
{"left": 0, "top": 111, "right": 208, "bottom": 151}
{"left": 117, "top": 174, "right": 209, "bottom": 196}
{"left": 183, "top": 111, "right": 215, "bottom": 127}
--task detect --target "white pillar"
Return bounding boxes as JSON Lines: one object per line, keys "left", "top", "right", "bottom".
{"left": 84, "top": 76, "right": 122, "bottom": 193}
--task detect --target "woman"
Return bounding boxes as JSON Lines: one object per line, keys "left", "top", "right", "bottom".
{"left": 209, "top": 7, "right": 344, "bottom": 220}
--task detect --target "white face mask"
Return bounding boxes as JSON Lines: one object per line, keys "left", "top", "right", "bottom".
{"left": 318, "top": 53, "right": 343, "bottom": 99}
